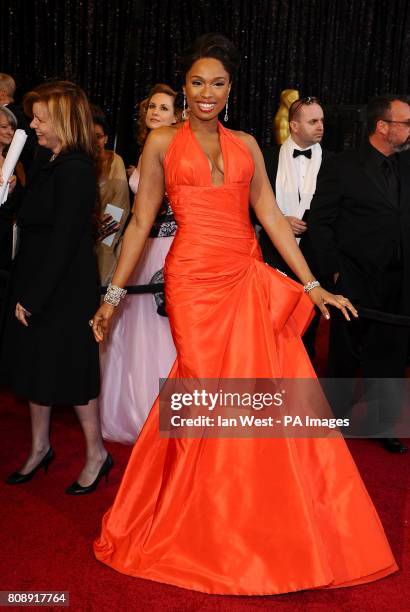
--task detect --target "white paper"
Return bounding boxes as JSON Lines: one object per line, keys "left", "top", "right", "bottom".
{"left": 101, "top": 203, "right": 124, "bottom": 247}
{"left": 0, "top": 129, "right": 27, "bottom": 205}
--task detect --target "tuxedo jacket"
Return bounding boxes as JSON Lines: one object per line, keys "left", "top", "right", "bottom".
{"left": 309, "top": 144, "right": 410, "bottom": 314}
{"left": 259, "top": 144, "right": 332, "bottom": 277}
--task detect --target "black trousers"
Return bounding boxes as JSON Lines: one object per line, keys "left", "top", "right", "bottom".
{"left": 326, "top": 268, "right": 409, "bottom": 435}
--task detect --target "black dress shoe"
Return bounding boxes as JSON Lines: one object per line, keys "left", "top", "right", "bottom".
{"left": 65, "top": 453, "right": 113, "bottom": 495}
{"left": 6, "top": 447, "right": 54, "bottom": 484}
{"left": 381, "top": 438, "right": 408, "bottom": 454}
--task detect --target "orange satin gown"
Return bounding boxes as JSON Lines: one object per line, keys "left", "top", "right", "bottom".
{"left": 94, "top": 120, "right": 398, "bottom": 595}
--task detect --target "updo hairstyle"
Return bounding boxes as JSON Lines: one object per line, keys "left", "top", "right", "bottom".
{"left": 180, "top": 33, "right": 240, "bottom": 82}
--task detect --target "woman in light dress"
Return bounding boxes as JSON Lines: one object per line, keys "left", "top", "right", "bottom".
{"left": 99, "top": 84, "right": 180, "bottom": 443}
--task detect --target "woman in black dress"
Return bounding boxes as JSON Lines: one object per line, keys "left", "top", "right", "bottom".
{"left": 3, "top": 81, "right": 112, "bottom": 494}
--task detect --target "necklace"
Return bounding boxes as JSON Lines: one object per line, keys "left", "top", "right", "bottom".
{"left": 49, "top": 152, "right": 58, "bottom": 162}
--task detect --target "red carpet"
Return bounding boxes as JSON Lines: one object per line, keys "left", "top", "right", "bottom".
{"left": 1, "top": 395, "right": 408, "bottom": 611}
{"left": 0, "top": 320, "right": 409, "bottom": 610}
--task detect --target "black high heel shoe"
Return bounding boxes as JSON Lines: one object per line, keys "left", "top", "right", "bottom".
{"left": 6, "top": 447, "right": 54, "bottom": 485}
{"left": 65, "top": 453, "right": 113, "bottom": 495}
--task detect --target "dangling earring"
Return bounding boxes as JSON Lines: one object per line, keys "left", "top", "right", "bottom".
{"left": 182, "top": 93, "right": 187, "bottom": 120}
{"left": 224, "top": 96, "right": 229, "bottom": 122}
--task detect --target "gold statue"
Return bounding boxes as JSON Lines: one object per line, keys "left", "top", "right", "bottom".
{"left": 274, "top": 89, "right": 299, "bottom": 144}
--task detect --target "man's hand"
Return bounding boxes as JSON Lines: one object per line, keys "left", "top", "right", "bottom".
{"left": 285, "top": 216, "right": 307, "bottom": 236}
{"left": 15, "top": 302, "right": 31, "bottom": 326}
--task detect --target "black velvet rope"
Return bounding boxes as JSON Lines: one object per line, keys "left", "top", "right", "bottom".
{"left": 3, "top": 268, "right": 410, "bottom": 325}
{"left": 100, "top": 284, "right": 164, "bottom": 295}
{"left": 0, "top": 270, "right": 163, "bottom": 295}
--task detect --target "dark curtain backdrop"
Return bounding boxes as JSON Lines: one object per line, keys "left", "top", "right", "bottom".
{"left": 134, "top": 0, "right": 410, "bottom": 149}
{"left": 0, "top": 0, "right": 139, "bottom": 152}
{"left": 1, "top": 0, "right": 409, "bottom": 157}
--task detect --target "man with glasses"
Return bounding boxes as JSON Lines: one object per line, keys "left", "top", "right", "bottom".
{"left": 310, "top": 94, "right": 410, "bottom": 453}
{"left": 260, "top": 96, "right": 330, "bottom": 359}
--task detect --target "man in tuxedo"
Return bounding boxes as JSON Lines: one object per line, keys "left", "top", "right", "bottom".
{"left": 309, "top": 94, "right": 410, "bottom": 453}
{"left": 260, "top": 97, "right": 331, "bottom": 357}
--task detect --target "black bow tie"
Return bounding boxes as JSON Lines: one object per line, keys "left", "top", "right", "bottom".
{"left": 293, "top": 148, "right": 312, "bottom": 159}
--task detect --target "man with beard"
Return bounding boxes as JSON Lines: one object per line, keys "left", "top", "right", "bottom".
{"left": 310, "top": 95, "right": 410, "bottom": 453}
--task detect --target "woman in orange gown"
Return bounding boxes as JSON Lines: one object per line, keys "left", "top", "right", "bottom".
{"left": 92, "top": 34, "right": 398, "bottom": 595}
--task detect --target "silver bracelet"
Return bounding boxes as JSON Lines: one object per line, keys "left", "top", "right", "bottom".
{"left": 103, "top": 283, "right": 127, "bottom": 307}
{"left": 303, "top": 280, "right": 321, "bottom": 293}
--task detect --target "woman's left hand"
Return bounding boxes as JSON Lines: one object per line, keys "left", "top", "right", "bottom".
{"left": 307, "top": 287, "right": 358, "bottom": 321}
{"left": 15, "top": 302, "right": 31, "bottom": 326}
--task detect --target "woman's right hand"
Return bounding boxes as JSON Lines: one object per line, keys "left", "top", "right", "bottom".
{"left": 92, "top": 302, "right": 116, "bottom": 343}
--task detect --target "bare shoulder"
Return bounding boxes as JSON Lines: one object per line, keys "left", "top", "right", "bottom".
{"left": 228, "top": 129, "right": 260, "bottom": 152}
{"left": 144, "top": 124, "right": 182, "bottom": 154}
{"left": 229, "top": 130, "right": 258, "bottom": 146}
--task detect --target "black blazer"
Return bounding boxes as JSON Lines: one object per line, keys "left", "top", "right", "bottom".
{"left": 263, "top": 145, "right": 281, "bottom": 195}
{"left": 14, "top": 149, "right": 99, "bottom": 315}
{"left": 309, "top": 144, "right": 410, "bottom": 313}
{"left": 259, "top": 144, "right": 332, "bottom": 277}
{"left": 1, "top": 149, "right": 100, "bottom": 405}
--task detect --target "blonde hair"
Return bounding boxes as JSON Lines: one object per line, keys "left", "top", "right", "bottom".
{"left": 23, "top": 80, "right": 96, "bottom": 158}
{"left": 137, "top": 83, "right": 179, "bottom": 146}
{"left": 0, "top": 73, "right": 16, "bottom": 100}
{"left": 0, "top": 106, "right": 17, "bottom": 129}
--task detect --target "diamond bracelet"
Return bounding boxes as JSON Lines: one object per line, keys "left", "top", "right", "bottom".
{"left": 303, "top": 280, "right": 321, "bottom": 293}
{"left": 103, "top": 283, "right": 127, "bottom": 307}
